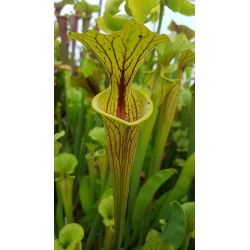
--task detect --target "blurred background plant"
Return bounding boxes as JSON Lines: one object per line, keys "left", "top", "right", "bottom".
{"left": 54, "top": 0, "right": 195, "bottom": 249}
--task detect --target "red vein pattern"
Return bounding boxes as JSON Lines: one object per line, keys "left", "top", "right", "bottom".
{"left": 68, "top": 22, "right": 170, "bottom": 249}
{"left": 102, "top": 116, "right": 139, "bottom": 248}
{"left": 68, "top": 22, "right": 169, "bottom": 122}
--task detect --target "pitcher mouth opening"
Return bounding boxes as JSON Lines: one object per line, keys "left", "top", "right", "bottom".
{"left": 91, "top": 87, "right": 154, "bottom": 127}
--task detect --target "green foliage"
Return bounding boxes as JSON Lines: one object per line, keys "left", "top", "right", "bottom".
{"left": 54, "top": 130, "right": 66, "bottom": 141}
{"left": 54, "top": 130, "right": 65, "bottom": 156}
{"left": 105, "top": 0, "right": 124, "bottom": 15}
{"left": 98, "top": 195, "right": 114, "bottom": 227}
{"left": 154, "top": 153, "right": 195, "bottom": 226}
{"left": 88, "top": 127, "right": 107, "bottom": 148}
{"left": 79, "top": 176, "right": 92, "bottom": 213}
{"left": 54, "top": 153, "right": 78, "bottom": 177}
{"left": 143, "top": 229, "right": 174, "bottom": 250}
{"left": 74, "top": 0, "right": 100, "bottom": 17}
{"left": 165, "top": 0, "right": 195, "bottom": 16}
{"left": 128, "top": 0, "right": 160, "bottom": 23}
{"left": 54, "top": 1, "right": 195, "bottom": 249}
{"left": 132, "top": 169, "right": 177, "bottom": 234}
{"left": 180, "top": 202, "right": 195, "bottom": 250}
{"left": 161, "top": 201, "right": 186, "bottom": 249}
{"left": 54, "top": 223, "right": 84, "bottom": 250}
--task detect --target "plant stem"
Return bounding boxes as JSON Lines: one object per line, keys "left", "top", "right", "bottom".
{"left": 147, "top": 0, "right": 165, "bottom": 70}
{"left": 86, "top": 152, "right": 95, "bottom": 207}
{"left": 148, "top": 83, "right": 180, "bottom": 177}
{"left": 100, "top": 117, "right": 140, "bottom": 250}
{"left": 84, "top": 215, "right": 102, "bottom": 250}
{"left": 59, "top": 177, "right": 74, "bottom": 223}
{"left": 157, "top": 1, "right": 165, "bottom": 34}
{"left": 73, "top": 90, "right": 85, "bottom": 159}
{"left": 96, "top": 148, "right": 109, "bottom": 193}
{"left": 98, "top": 0, "right": 103, "bottom": 17}
{"left": 187, "top": 93, "right": 195, "bottom": 157}
{"left": 137, "top": 204, "right": 152, "bottom": 246}
{"left": 55, "top": 182, "right": 64, "bottom": 231}
{"left": 127, "top": 110, "right": 158, "bottom": 222}
{"left": 104, "top": 226, "right": 114, "bottom": 250}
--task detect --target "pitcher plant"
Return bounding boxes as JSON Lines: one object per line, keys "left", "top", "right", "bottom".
{"left": 68, "top": 22, "right": 169, "bottom": 249}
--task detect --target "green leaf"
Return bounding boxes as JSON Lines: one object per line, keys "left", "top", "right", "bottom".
{"left": 54, "top": 141, "right": 62, "bottom": 156}
{"left": 148, "top": 83, "right": 180, "bottom": 176}
{"left": 148, "top": 4, "right": 160, "bottom": 23}
{"left": 132, "top": 169, "right": 177, "bottom": 233}
{"left": 85, "top": 143, "right": 97, "bottom": 155}
{"left": 58, "top": 223, "right": 84, "bottom": 250}
{"left": 187, "top": 93, "right": 195, "bottom": 157}
{"left": 151, "top": 190, "right": 171, "bottom": 220}
{"left": 80, "top": 56, "right": 98, "bottom": 78}
{"left": 74, "top": 0, "right": 88, "bottom": 12}
{"left": 54, "top": 131, "right": 65, "bottom": 156}
{"left": 67, "top": 87, "right": 82, "bottom": 103}
{"left": 89, "top": 5, "right": 100, "bottom": 13}
{"left": 180, "top": 202, "right": 195, "bottom": 250}
{"left": 70, "top": 74, "right": 99, "bottom": 99}
{"left": 165, "top": 63, "right": 178, "bottom": 74}
{"left": 74, "top": 0, "right": 100, "bottom": 15}
{"left": 79, "top": 176, "right": 93, "bottom": 213}
{"left": 54, "top": 130, "right": 65, "bottom": 140}
{"left": 165, "top": 0, "right": 195, "bottom": 16}
{"left": 167, "top": 0, "right": 184, "bottom": 12}
{"left": 81, "top": 206, "right": 99, "bottom": 226}
{"left": 144, "top": 70, "right": 175, "bottom": 108}
{"left": 105, "top": 0, "right": 124, "bottom": 15}
{"left": 96, "top": 16, "right": 112, "bottom": 33}
{"left": 161, "top": 201, "right": 186, "bottom": 249}
{"left": 95, "top": 148, "right": 109, "bottom": 192}
{"left": 154, "top": 153, "right": 195, "bottom": 226}
{"left": 173, "top": 158, "right": 186, "bottom": 168}
{"left": 143, "top": 229, "right": 174, "bottom": 250}
{"left": 178, "top": 49, "right": 195, "bottom": 73}
{"left": 179, "top": 0, "right": 195, "bottom": 16}
{"left": 179, "top": 88, "right": 192, "bottom": 109}
{"left": 157, "top": 33, "right": 194, "bottom": 67}
{"left": 54, "top": 239, "right": 64, "bottom": 250}
{"left": 98, "top": 195, "right": 115, "bottom": 227}
{"left": 88, "top": 126, "right": 107, "bottom": 147}
{"left": 54, "top": 153, "right": 78, "bottom": 175}
{"left": 104, "top": 11, "right": 132, "bottom": 31}
{"left": 101, "top": 187, "right": 114, "bottom": 198}
{"left": 128, "top": 0, "right": 160, "bottom": 23}
{"left": 124, "top": 2, "right": 132, "bottom": 16}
